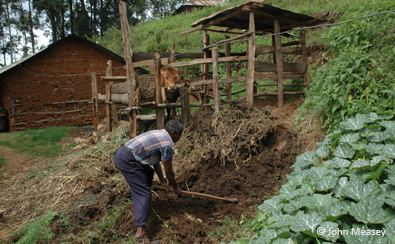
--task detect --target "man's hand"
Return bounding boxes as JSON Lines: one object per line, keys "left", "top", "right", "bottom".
{"left": 173, "top": 187, "right": 182, "bottom": 195}
{"left": 161, "top": 182, "right": 170, "bottom": 192}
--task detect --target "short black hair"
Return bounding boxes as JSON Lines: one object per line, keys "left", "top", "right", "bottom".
{"left": 164, "top": 120, "right": 184, "bottom": 135}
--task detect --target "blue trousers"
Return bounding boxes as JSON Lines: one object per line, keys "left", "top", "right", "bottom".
{"left": 114, "top": 145, "right": 154, "bottom": 227}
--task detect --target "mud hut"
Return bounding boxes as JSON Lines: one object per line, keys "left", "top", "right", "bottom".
{"left": 0, "top": 34, "right": 145, "bottom": 132}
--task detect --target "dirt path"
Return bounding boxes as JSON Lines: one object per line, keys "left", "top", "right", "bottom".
{"left": 0, "top": 146, "right": 45, "bottom": 238}
{"left": 0, "top": 146, "right": 41, "bottom": 177}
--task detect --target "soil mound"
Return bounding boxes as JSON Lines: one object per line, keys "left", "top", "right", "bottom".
{"left": 147, "top": 102, "right": 298, "bottom": 243}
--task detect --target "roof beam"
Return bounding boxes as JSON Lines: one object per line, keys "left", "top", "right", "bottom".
{"left": 181, "top": 8, "right": 246, "bottom": 35}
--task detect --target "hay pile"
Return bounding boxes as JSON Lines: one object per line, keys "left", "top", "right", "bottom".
{"left": 0, "top": 127, "right": 130, "bottom": 238}
{"left": 175, "top": 102, "right": 274, "bottom": 170}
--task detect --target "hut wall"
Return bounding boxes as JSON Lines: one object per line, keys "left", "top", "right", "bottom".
{"left": 0, "top": 37, "right": 125, "bottom": 131}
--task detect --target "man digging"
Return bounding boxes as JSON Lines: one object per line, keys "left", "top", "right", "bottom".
{"left": 114, "top": 120, "right": 183, "bottom": 244}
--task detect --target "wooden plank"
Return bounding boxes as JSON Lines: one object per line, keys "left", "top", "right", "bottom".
{"left": 255, "top": 73, "right": 303, "bottom": 81}
{"left": 180, "top": 87, "right": 190, "bottom": 125}
{"left": 176, "top": 76, "right": 247, "bottom": 87}
{"left": 211, "top": 31, "right": 253, "bottom": 47}
{"left": 225, "top": 36, "right": 232, "bottom": 100}
{"left": 202, "top": 30, "right": 210, "bottom": 105}
{"left": 154, "top": 53, "right": 164, "bottom": 129}
{"left": 212, "top": 48, "right": 220, "bottom": 113}
{"left": 274, "top": 19, "right": 284, "bottom": 108}
{"left": 181, "top": 8, "right": 246, "bottom": 35}
{"left": 203, "top": 29, "right": 248, "bottom": 35}
{"left": 247, "top": 11, "right": 255, "bottom": 105}
{"left": 119, "top": 1, "right": 136, "bottom": 138}
{"left": 162, "top": 55, "right": 249, "bottom": 69}
{"left": 300, "top": 29, "right": 309, "bottom": 87}
{"left": 256, "top": 45, "right": 303, "bottom": 55}
{"left": 255, "top": 62, "right": 307, "bottom": 73}
{"left": 106, "top": 60, "right": 113, "bottom": 133}
{"left": 253, "top": 91, "right": 304, "bottom": 97}
{"left": 91, "top": 72, "right": 98, "bottom": 132}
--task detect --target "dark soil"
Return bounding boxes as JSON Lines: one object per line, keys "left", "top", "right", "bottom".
{"left": 39, "top": 101, "right": 300, "bottom": 244}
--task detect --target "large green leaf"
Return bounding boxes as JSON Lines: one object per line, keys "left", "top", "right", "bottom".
{"left": 279, "top": 183, "right": 296, "bottom": 195}
{"left": 283, "top": 198, "right": 304, "bottom": 213}
{"left": 368, "top": 131, "right": 391, "bottom": 142}
{"left": 306, "top": 167, "right": 330, "bottom": 181}
{"left": 339, "top": 114, "right": 367, "bottom": 131}
{"left": 332, "top": 177, "right": 348, "bottom": 197}
{"left": 293, "top": 151, "right": 319, "bottom": 168}
{"left": 325, "top": 157, "right": 351, "bottom": 168}
{"left": 349, "top": 194, "right": 390, "bottom": 224}
{"left": 342, "top": 178, "right": 381, "bottom": 202}
{"left": 350, "top": 159, "right": 370, "bottom": 169}
{"left": 315, "top": 176, "right": 338, "bottom": 191}
{"left": 286, "top": 172, "right": 306, "bottom": 186}
{"left": 320, "top": 201, "right": 348, "bottom": 221}
{"left": 334, "top": 144, "right": 356, "bottom": 159}
{"left": 343, "top": 224, "right": 389, "bottom": 244}
{"left": 252, "top": 229, "right": 277, "bottom": 244}
{"left": 363, "top": 161, "right": 389, "bottom": 180}
{"left": 371, "top": 156, "right": 390, "bottom": 166}
{"left": 289, "top": 212, "right": 324, "bottom": 233}
{"left": 283, "top": 189, "right": 311, "bottom": 201}
{"left": 300, "top": 194, "right": 333, "bottom": 209}
{"left": 316, "top": 146, "right": 330, "bottom": 158}
{"left": 383, "top": 144, "right": 395, "bottom": 158}
{"left": 384, "top": 219, "right": 395, "bottom": 237}
{"left": 258, "top": 196, "right": 284, "bottom": 214}
{"left": 316, "top": 221, "right": 340, "bottom": 242}
{"left": 365, "top": 142, "right": 384, "bottom": 155}
{"left": 379, "top": 121, "right": 395, "bottom": 129}
{"left": 340, "top": 133, "right": 360, "bottom": 144}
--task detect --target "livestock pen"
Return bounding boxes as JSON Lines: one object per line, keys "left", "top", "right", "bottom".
{"left": 92, "top": 1, "right": 325, "bottom": 137}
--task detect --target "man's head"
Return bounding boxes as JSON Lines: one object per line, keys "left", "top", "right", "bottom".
{"left": 164, "top": 120, "right": 184, "bottom": 142}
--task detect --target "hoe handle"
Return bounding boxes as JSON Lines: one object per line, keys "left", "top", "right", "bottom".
{"left": 152, "top": 185, "right": 238, "bottom": 203}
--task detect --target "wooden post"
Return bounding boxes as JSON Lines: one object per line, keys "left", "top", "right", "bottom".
{"left": 212, "top": 47, "right": 220, "bottom": 113}
{"left": 183, "top": 66, "right": 188, "bottom": 82}
{"left": 247, "top": 11, "right": 256, "bottom": 105}
{"left": 154, "top": 53, "right": 164, "bottom": 129}
{"left": 119, "top": 1, "right": 136, "bottom": 138}
{"left": 225, "top": 36, "right": 232, "bottom": 100}
{"left": 274, "top": 19, "right": 284, "bottom": 108}
{"left": 91, "top": 72, "right": 98, "bottom": 132}
{"left": 180, "top": 87, "right": 190, "bottom": 125}
{"left": 202, "top": 30, "right": 210, "bottom": 104}
{"left": 105, "top": 61, "right": 113, "bottom": 132}
{"left": 170, "top": 43, "right": 176, "bottom": 63}
{"left": 106, "top": 60, "right": 117, "bottom": 124}
{"left": 272, "top": 35, "right": 277, "bottom": 63}
{"left": 300, "top": 29, "right": 309, "bottom": 88}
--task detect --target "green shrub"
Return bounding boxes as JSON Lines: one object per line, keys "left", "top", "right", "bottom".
{"left": 235, "top": 112, "right": 395, "bottom": 243}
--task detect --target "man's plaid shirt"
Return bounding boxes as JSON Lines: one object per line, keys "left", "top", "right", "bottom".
{"left": 124, "top": 129, "right": 174, "bottom": 165}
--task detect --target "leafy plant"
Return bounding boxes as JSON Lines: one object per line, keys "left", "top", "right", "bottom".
{"left": 230, "top": 112, "right": 395, "bottom": 243}
{"left": 301, "top": 3, "right": 395, "bottom": 132}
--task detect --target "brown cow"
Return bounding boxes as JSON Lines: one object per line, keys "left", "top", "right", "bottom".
{"left": 160, "top": 67, "right": 181, "bottom": 120}
{"left": 160, "top": 67, "right": 200, "bottom": 120}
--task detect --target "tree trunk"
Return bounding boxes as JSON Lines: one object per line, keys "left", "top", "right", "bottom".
{"left": 69, "top": 0, "right": 73, "bottom": 33}
{"left": 28, "top": 0, "right": 35, "bottom": 53}
{"left": 6, "top": 1, "right": 14, "bottom": 63}
{"left": 61, "top": 1, "right": 65, "bottom": 39}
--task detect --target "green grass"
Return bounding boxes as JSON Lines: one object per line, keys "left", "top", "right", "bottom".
{"left": 9, "top": 211, "right": 57, "bottom": 244}
{"left": 0, "top": 126, "right": 75, "bottom": 158}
